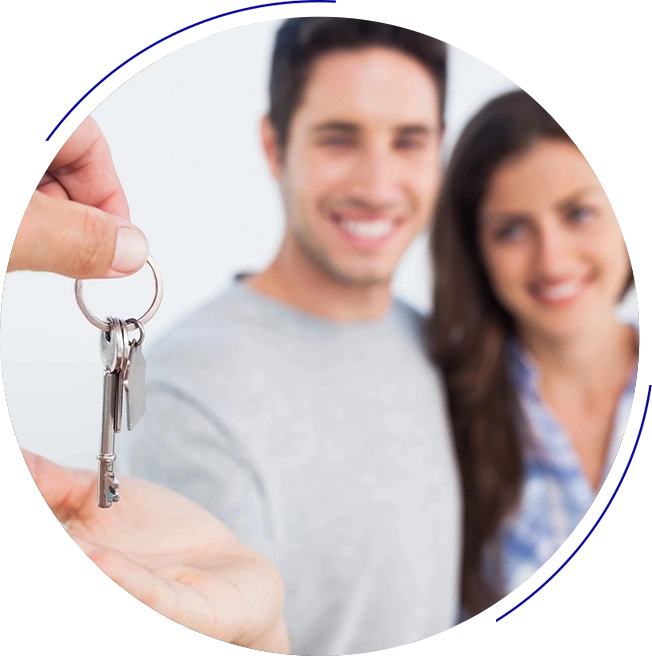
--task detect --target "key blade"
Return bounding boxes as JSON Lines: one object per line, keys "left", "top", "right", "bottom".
{"left": 97, "top": 455, "right": 118, "bottom": 508}
{"left": 98, "top": 371, "right": 119, "bottom": 508}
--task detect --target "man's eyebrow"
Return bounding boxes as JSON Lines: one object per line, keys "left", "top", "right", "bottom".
{"left": 311, "top": 122, "right": 439, "bottom": 136}
{"left": 395, "top": 124, "right": 437, "bottom": 136}
{"left": 312, "top": 121, "right": 360, "bottom": 134}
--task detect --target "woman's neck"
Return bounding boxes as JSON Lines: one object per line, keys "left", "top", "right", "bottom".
{"left": 520, "top": 317, "right": 636, "bottom": 395}
{"left": 519, "top": 315, "right": 637, "bottom": 490}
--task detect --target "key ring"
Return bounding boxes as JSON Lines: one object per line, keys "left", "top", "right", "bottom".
{"left": 125, "top": 318, "right": 145, "bottom": 348}
{"left": 75, "top": 255, "right": 163, "bottom": 331}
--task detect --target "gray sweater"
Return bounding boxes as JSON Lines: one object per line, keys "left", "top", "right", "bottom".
{"left": 130, "top": 281, "right": 461, "bottom": 655}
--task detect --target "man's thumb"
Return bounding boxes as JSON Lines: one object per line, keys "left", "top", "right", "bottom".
{"left": 9, "top": 191, "right": 149, "bottom": 279}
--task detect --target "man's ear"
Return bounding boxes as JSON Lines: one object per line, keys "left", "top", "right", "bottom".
{"left": 261, "top": 114, "right": 283, "bottom": 180}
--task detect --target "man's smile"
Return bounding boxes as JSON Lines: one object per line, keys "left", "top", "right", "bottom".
{"left": 327, "top": 209, "right": 405, "bottom": 247}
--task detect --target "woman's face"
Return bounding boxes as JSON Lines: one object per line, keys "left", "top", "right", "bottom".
{"left": 478, "top": 139, "right": 631, "bottom": 343}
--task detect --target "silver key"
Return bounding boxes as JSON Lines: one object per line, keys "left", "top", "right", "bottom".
{"left": 74, "top": 255, "right": 163, "bottom": 509}
{"left": 122, "top": 320, "right": 146, "bottom": 431}
{"left": 97, "top": 318, "right": 126, "bottom": 508}
{"left": 113, "top": 319, "right": 130, "bottom": 434}
{"left": 96, "top": 317, "right": 149, "bottom": 507}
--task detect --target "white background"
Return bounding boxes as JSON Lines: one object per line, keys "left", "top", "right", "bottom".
{"left": 0, "top": 18, "right": 527, "bottom": 469}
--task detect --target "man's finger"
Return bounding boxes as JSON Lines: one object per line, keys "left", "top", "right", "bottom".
{"left": 36, "top": 172, "right": 69, "bottom": 200}
{"left": 47, "top": 116, "right": 130, "bottom": 219}
{"left": 9, "top": 190, "right": 148, "bottom": 278}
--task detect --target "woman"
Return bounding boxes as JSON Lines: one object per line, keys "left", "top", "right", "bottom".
{"left": 431, "top": 89, "right": 637, "bottom": 617}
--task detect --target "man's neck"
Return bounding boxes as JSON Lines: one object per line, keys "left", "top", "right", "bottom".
{"left": 247, "top": 240, "right": 393, "bottom": 322}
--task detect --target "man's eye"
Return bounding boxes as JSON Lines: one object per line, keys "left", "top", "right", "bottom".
{"left": 320, "top": 136, "right": 355, "bottom": 147}
{"left": 395, "top": 137, "right": 425, "bottom": 150}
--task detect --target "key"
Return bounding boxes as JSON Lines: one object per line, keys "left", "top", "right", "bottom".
{"left": 74, "top": 255, "right": 163, "bottom": 508}
{"left": 113, "top": 318, "right": 130, "bottom": 434}
{"left": 96, "top": 317, "right": 149, "bottom": 507}
{"left": 122, "top": 320, "right": 147, "bottom": 431}
{"left": 97, "top": 317, "right": 127, "bottom": 508}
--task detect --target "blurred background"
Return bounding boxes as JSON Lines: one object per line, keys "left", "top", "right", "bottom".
{"left": 1, "top": 19, "right": 636, "bottom": 469}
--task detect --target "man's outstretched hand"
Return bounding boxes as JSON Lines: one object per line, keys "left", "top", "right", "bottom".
{"left": 23, "top": 450, "right": 289, "bottom": 653}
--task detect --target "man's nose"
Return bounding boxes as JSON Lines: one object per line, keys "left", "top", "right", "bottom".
{"left": 350, "top": 146, "right": 402, "bottom": 206}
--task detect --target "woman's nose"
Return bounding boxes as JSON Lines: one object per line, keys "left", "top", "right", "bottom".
{"left": 534, "top": 224, "right": 575, "bottom": 276}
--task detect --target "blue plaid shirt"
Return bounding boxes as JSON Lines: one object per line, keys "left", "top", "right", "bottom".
{"left": 495, "top": 335, "right": 637, "bottom": 593}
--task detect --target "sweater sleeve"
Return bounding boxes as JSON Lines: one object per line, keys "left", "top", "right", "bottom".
{"left": 127, "top": 381, "right": 277, "bottom": 558}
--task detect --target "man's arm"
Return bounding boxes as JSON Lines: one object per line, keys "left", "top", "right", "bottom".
{"left": 130, "top": 384, "right": 276, "bottom": 558}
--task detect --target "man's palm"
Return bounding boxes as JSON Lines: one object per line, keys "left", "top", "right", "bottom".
{"left": 23, "top": 451, "right": 288, "bottom": 653}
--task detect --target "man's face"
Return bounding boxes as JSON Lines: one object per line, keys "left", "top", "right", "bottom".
{"left": 264, "top": 47, "right": 443, "bottom": 287}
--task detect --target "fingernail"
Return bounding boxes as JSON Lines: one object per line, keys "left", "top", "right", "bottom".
{"left": 111, "top": 226, "right": 149, "bottom": 274}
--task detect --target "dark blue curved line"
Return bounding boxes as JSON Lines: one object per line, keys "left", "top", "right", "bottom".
{"left": 45, "top": 0, "right": 337, "bottom": 141}
{"left": 496, "top": 383, "right": 651, "bottom": 622}
{"left": 50, "top": 1, "right": 643, "bottom": 619}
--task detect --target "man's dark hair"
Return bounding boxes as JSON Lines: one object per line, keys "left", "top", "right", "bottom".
{"left": 269, "top": 18, "right": 447, "bottom": 149}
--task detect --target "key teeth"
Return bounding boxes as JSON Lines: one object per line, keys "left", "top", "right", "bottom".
{"left": 106, "top": 473, "right": 120, "bottom": 503}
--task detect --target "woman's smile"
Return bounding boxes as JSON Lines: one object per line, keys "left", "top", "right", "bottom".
{"left": 528, "top": 272, "right": 595, "bottom": 307}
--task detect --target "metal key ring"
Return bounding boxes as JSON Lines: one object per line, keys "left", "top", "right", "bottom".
{"left": 75, "top": 256, "right": 163, "bottom": 331}
{"left": 125, "top": 318, "right": 145, "bottom": 348}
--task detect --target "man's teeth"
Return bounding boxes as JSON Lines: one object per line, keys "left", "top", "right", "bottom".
{"left": 340, "top": 220, "right": 394, "bottom": 239}
{"left": 537, "top": 280, "right": 583, "bottom": 301}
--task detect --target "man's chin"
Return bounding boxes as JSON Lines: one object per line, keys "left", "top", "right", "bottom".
{"left": 323, "top": 265, "right": 394, "bottom": 289}
{"left": 294, "top": 235, "right": 396, "bottom": 288}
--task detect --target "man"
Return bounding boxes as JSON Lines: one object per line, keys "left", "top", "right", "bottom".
{"left": 130, "top": 18, "right": 460, "bottom": 655}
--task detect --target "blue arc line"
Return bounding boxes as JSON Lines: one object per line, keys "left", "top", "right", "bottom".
{"left": 49, "top": 2, "right": 644, "bottom": 619}
{"left": 496, "top": 383, "right": 651, "bottom": 622}
{"left": 45, "top": 0, "right": 337, "bottom": 141}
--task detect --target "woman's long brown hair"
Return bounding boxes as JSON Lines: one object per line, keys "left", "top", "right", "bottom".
{"left": 429, "top": 90, "right": 574, "bottom": 616}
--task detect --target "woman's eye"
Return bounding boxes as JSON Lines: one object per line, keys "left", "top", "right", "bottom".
{"left": 566, "top": 205, "right": 594, "bottom": 224}
{"left": 494, "top": 222, "right": 526, "bottom": 242}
